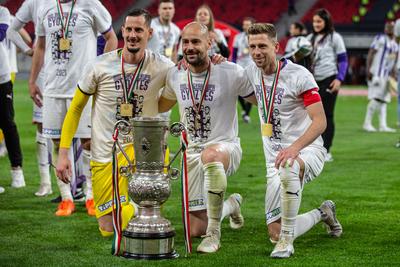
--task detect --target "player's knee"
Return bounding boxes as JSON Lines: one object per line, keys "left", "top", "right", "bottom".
{"left": 267, "top": 222, "right": 280, "bottom": 242}
{"left": 98, "top": 214, "right": 113, "bottom": 233}
{"left": 279, "top": 160, "right": 301, "bottom": 185}
{"left": 190, "top": 227, "right": 205, "bottom": 237}
{"left": 201, "top": 147, "right": 222, "bottom": 164}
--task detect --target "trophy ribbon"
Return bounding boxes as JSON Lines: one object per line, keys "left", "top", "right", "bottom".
{"left": 180, "top": 129, "right": 192, "bottom": 255}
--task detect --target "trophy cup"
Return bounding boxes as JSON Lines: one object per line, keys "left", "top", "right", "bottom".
{"left": 117, "top": 117, "right": 183, "bottom": 260}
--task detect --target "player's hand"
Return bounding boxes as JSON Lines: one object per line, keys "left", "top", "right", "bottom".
{"left": 328, "top": 79, "right": 341, "bottom": 94}
{"left": 28, "top": 82, "right": 43, "bottom": 107}
{"left": 56, "top": 148, "right": 72, "bottom": 184}
{"left": 209, "top": 31, "right": 220, "bottom": 43}
{"left": 25, "top": 49, "right": 34, "bottom": 57}
{"left": 275, "top": 146, "right": 300, "bottom": 169}
{"left": 211, "top": 54, "right": 226, "bottom": 65}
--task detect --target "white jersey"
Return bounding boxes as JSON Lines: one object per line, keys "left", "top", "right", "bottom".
{"left": 148, "top": 17, "right": 180, "bottom": 59}
{"left": 37, "top": 0, "right": 112, "bottom": 97}
{"left": 233, "top": 31, "right": 252, "bottom": 68}
{"left": 7, "top": 16, "right": 17, "bottom": 73}
{"left": 162, "top": 61, "right": 254, "bottom": 149}
{"left": 210, "top": 28, "right": 227, "bottom": 56}
{"left": 369, "top": 34, "right": 398, "bottom": 78}
{"left": 15, "top": 0, "right": 46, "bottom": 33}
{"left": 0, "top": 6, "right": 11, "bottom": 82}
{"left": 307, "top": 32, "right": 346, "bottom": 81}
{"left": 78, "top": 49, "right": 174, "bottom": 163}
{"left": 245, "top": 59, "right": 324, "bottom": 165}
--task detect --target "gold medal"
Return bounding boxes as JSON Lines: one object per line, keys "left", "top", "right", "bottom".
{"left": 243, "top": 48, "right": 249, "bottom": 55}
{"left": 165, "top": 47, "right": 173, "bottom": 58}
{"left": 120, "top": 103, "right": 133, "bottom": 117}
{"left": 261, "top": 123, "right": 273, "bottom": 137}
{"left": 59, "top": 38, "right": 70, "bottom": 51}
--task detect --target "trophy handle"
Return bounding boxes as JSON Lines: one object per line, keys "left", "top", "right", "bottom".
{"left": 164, "top": 122, "right": 187, "bottom": 178}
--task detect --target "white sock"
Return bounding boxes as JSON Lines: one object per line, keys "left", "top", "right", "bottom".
{"left": 53, "top": 144, "right": 73, "bottom": 201}
{"left": 279, "top": 161, "right": 302, "bottom": 240}
{"left": 82, "top": 149, "right": 93, "bottom": 200}
{"left": 294, "top": 209, "right": 321, "bottom": 239}
{"left": 203, "top": 162, "right": 227, "bottom": 232}
{"left": 379, "top": 102, "right": 388, "bottom": 128}
{"left": 364, "top": 99, "right": 379, "bottom": 126}
{"left": 220, "top": 199, "right": 234, "bottom": 221}
{"left": 36, "top": 131, "right": 51, "bottom": 187}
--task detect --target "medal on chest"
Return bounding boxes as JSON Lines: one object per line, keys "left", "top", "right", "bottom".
{"left": 59, "top": 38, "right": 70, "bottom": 51}
{"left": 260, "top": 60, "right": 282, "bottom": 137}
{"left": 56, "top": 0, "right": 76, "bottom": 52}
{"left": 119, "top": 50, "right": 146, "bottom": 118}
{"left": 164, "top": 47, "right": 173, "bottom": 58}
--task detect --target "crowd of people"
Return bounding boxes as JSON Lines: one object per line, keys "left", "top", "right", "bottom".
{"left": 0, "top": 0, "right": 398, "bottom": 259}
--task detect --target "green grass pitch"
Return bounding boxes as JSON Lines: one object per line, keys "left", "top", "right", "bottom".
{"left": 0, "top": 80, "right": 399, "bottom": 266}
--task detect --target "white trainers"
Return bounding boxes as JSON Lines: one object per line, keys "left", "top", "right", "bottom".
{"left": 228, "top": 193, "right": 244, "bottom": 229}
{"left": 270, "top": 237, "right": 294, "bottom": 258}
{"left": 197, "top": 229, "right": 221, "bottom": 253}
{"left": 11, "top": 169, "right": 26, "bottom": 188}
{"left": 319, "top": 200, "right": 343, "bottom": 237}
{"left": 0, "top": 186, "right": 4, "bottom": 194}
{"left": 35, "top": 184, "right": 52, "bottom": 197}
{"left": 379, "top": 126, "right": 396, "bottom": 133}
{"left": 363, "top": 123, "right": 377, "bottom": 132}
{"left": 325, "top": 152, "right": 334, "bottom": 162}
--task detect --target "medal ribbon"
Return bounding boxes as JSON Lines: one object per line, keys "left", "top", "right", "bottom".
{"left": 120, "top": 50, "right": 146, "bottom": 103}
{"left": 187, "top": 64, "right": 211, "bottom": 123}
{"left": 180, "top": 130, "right": 192, "bottom": 255}
{"left": 56, "top": 0, "right": 76, "bottom": 39}
{"left": 260, "top": 60, "right": 282, "bottom": 124}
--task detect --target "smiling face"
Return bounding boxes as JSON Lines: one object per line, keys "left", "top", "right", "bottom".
{"left": 121, "top": 15, "right": 152, "bottom": 54}
{"left": 181, "top": 23, "right": 211, "bottom": 67}
{"left": 312, "top": 14, "right": 326, "bottom": 33}
{"left": 248, "top": 33, "right": 279, "bottom": 73}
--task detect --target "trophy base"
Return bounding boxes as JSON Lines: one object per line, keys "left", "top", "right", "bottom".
{"left": 122, "top": 251, "right": 179, "bottom": 260}
{"left": 122, "top": 231, "right": 179, "bottom": 260}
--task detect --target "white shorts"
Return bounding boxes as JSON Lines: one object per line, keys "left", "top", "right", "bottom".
{"left": 265, "top": 146, "right": 325, "bottom": 224}
{"left": 187, "top": 140, "right": 242, "bottom": 212}
{"left": 368, "top": 76, "right": 390, "bottom": 103}
{"left": 32, "top": 71, "right": 45, "bottom": 123}
{"left": 42, "top": 96, "right": 91, "bottom": 139}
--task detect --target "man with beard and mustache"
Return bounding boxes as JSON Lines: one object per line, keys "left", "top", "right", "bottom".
{"left": 245, "top": 23, "right": 342, "bottom": 258}
{"left": 158, "top": 22, "right": 257, "bottom": 253}
{"left": 56, "top": 9, "right": 174, "bottom": 236}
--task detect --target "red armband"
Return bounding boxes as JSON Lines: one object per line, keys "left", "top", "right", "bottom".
{"left": 301, "top": 88, "right": 321, "bottom": 107}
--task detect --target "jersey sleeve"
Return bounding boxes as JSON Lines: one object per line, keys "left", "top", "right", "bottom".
{"left": 395, "top": 19, "right": 400, "bottom": 38}
{"left": 235, "top": 64, "right": 254, "bottom": 98}
{"left": 77, "top": 60, "right": 98, "bottom": 95}
{"left": 15, "top": 0, "right": 33, "bottom": 24}
{"left": 216, "top": 29, "right": 228, "bottom": 46}
{"left": 0, "top": 7, "right": 10, "bottom": 25}
{"left": 92, "top": 0, "right": 112, "bottom": 34}
{"left": 370, "top": 34, "right": 383, "bottom": 51}
{"left": 333, "top": 32, "right": 346, "bottom": 55}
{"left": 161, "top": 68, "right": 177, "bottom": 100}
{"left": 233, "top": 34, "right": 239, "bottom": 49}
{"left": 296, "top": 67, "right": 319, "bottom": 96}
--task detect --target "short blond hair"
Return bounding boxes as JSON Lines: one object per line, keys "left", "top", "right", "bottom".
{"left": 247, "top": 23, "right": 277, "bottom": 42}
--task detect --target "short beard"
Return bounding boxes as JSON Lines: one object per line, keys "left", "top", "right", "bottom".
{"left": 184, "top": 55, "right": 206, "bottom": 67}
{"left": 127, "top": 47, "right": 140, "bottom": 54}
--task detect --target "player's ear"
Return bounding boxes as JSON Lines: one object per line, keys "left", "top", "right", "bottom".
{"left": 274, "top": 41, "right": 280, "bottom": 53}
{"left": 148, "top": 27, "right": 153, "bottom": 39}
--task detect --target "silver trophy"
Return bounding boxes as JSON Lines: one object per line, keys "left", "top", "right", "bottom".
{"left": 116, "top": 117, "right": 184, "bottom": 260}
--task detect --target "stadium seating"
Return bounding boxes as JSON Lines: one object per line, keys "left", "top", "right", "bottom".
{"left": 302, "top": 0, "right": 376, "bottom": 24}
{"left": 147, "top": 0, "right": 288, "bottom": 26}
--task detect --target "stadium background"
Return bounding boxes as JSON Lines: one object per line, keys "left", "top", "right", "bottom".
{"left": 0, "top": 0, "right": 400, "bottom": 266}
